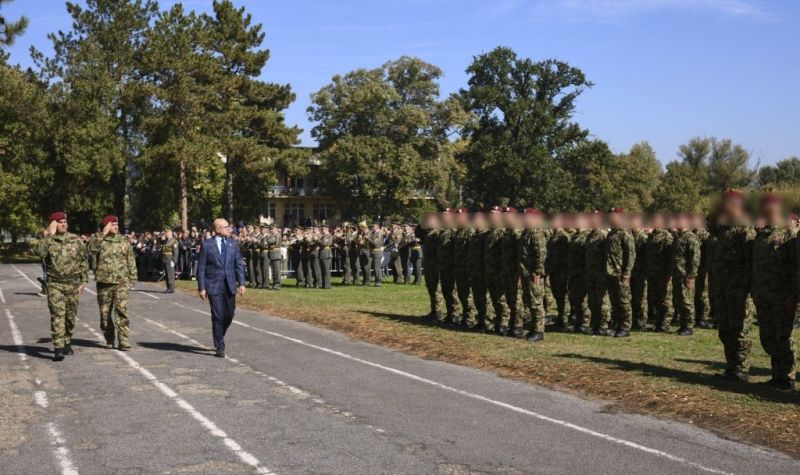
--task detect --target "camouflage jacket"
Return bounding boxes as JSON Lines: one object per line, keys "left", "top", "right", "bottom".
{"left": 645, "top": 229, "right": 674, "bottom": 278}
{"left": 567, "top": 230, "right": 589, "bottom": 277}
{"left": 452, "top": 227, "right": 475, "bottom": 273}
{"left": 752, "top": 225, "right": 796, "bottom": 296}
{"left": 436, "top": 229, "right": 456, "bottom": 271}
{"left": 671, "top": 230, "right": 701, "bottom": 278}
{"left": 35, "top": 232, "right": 89, "bottom": 284}
{"left": 264, "top": 233, "right": 282, "bottom": 260}
{"left": 422, "top": 229, "right": 440, "bottom": 269}
{"left": 631, "top": 229, "right": 649, "bottom": 276}
{"left": 89, "top": 234, "right": 137, "bottom": 284}
{"left": 712, "top": 224, "right": 756, "bottom": 285}
{"left": 584, "top": 229, "right": 608, "bottom": 276}
{"left": 467, "top": 229, "right": 488, "bottom": 276}
{"left": 545, "top": 229, "right": 571, "bottom": 277}
{"left": 483, "top": 228, "right": 505, "bottom": 276}
{"left": 500, "top": 228, "right": 522, "bottom": 277}
{"left": 519, "top": 228, "right": 547, "bottom": 277}
{"left": 694, "top": 228, "right": 711, "bottom": 273}
{"left": 604, "top": 229, "right": 635, "bottom": 277}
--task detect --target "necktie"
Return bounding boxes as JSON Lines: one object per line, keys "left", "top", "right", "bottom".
{"left": 220, "top": 238, "right": 227, "bottom": 262}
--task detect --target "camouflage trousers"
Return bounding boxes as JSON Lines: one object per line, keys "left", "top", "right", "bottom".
{"left": 647, "top": 274, "right": 672, "bottom": 326}
{"left": 439, "top": 270, "right": 457, "bottom": 318}
{"left": 424, "top": 266, "right": 440, "bottom": 315}
{"left": 754, "top": 291, "right": 797, "bottom": 381}
{"left": 694, "top": 269, "right": 710, "bottom": 325}
{"left": 568, "top": 274, "right": 588, "bottom": 327}
{"left": 717, "top": 283, "right": 753, "bottom": 374}
{"left": 470, "top": 273, "right": 489, "bottom": 325}
{"left": 504, "top": 274, "right": 521, "bottom": 330}
{"left": 672, "top": 275, "right": 695, "bottom": 329}
{"left": 549, "top": 272, "right": 568, "bottom": 323}
{"left": 607, "top": 275, "right": 632, "bottom": 332}
{"left": 631, "top": 273, "right": 647, "bottom": 328}
{"left": 587, "top": 274, "right": 610, "bottom": 331}
{"left": 97, "top": 283, "right": 130, "bottom": 345}
{"left": 521, "top": 276, "right": 546, "bottom": 333}
{"left": 47, "top": 281, "right": 80, "bottom": 349}
{"left": 487, "top": 273, "right": 508, "bottom": 328}
{"left": 454, "top": 271, "right": 472, "bottom": 323}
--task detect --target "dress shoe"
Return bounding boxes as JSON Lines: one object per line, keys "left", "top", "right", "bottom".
{"left": 767, "top": 378, "right": 796, "bottom": 391}
{"left": 720, "top": 370, "right": 749, "bottom": 382}
{"left": 214, "top": 348, "right": 225, "bottom": 358}
{"left": 654, "top": 324, "right": 671, "bottom": 333}
{"left": 118, "top": 341, "right": 131, "bottom": 351}
{"left": 64, "top": 344, "right": 74, "bottom": 355}
{"left": 526, "top": 331, "right": 544, "bottom": 343}
{"left": 613, "top": 329, "right": 630, "bottom": 338}
{"left": 53, "top": 348, "right": 65, "bottom": 362}
{"left": 677, "top": 327, "right": 694, "bottom": 336}
{"left": 507, "top": 327, "right": 524, "bottom": 338}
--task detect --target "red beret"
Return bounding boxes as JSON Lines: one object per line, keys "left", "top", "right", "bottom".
{"left": 455, "top": 208, "right": 468, "bottom": 214}
{"left": 101, "top": 215, "right": 119, "bottom": 226}
{"left": 441, "top": 208, "right": 453, "bottom": 214}
{"left": 489, "top": 206, "right": 503, "bottom": 214}
{"left": 503, "top": 206, "right": 517, "bottom": 213}
{"left": 722, "top": 188, "right": 745, "bottom": 199}
{"left": 609, "top": 207, "right": 625, "bottom": 213}
{"left": 48, "top": 211, "right": 66, "bottom": 222}
{"left": 790, "top": 213, "right": 798, "bottom": 221}
{"left": 523, "top": 208, "right": 543, "bottom": 215}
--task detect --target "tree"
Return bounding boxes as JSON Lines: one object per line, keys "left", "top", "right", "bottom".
{"left": 309, "top": 56, "right": 467, "bottom": 219}
{"left": 611, "top": 142, "right": 662, "bottom": 211}
{"left": 651, "top": 161, "right": 707, "bottom": 212}
{"left": 758, "top": 157, "right": 800, "bottom": 188}
{"left": 457, "top": 46, "right": 592, "bottom": 210}
{"left": 0, "top": 0, "right": 28, "bottom": 48}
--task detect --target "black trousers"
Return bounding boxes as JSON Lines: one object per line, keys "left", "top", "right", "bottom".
{"left": 208, "top": 290, "right": 236, "bottom": 351}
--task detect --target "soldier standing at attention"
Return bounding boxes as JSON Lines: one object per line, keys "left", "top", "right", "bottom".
{"left": 35, "top": 212, "right": 89, "bottom": 361}
{"left": 336, "top": 225, "right": 351, "bottom": 285}
{"left": 501, "top": 208, "right": 523, "bottom": 338}
{"left": 369, "top": 223, "right": 385, "bottom": 287}
{"left": 630, "top": 214, "right": 650, "bottom": 331}
{"left": 453, "top": 209, "right": 474, "bottom": 328}
{"left": 436, "top": 210, "right": 457, "bottom": 323}
{"left": 752, "top": 194, "right": 797, "bottom": 390}
{"left": 399, "top": 224, "right": 414, "bottom": 284}
{"left": 712, "top": 189, "right": 756, "bottom": 382}
{"left": 546, "top": 214, "right": 571, "bottom": 331}
{"left": 420, "top": 213, "right": 441, "bottom": 321}
{"left": 289, "top": 228, "right": 304, "bottom": 287}
{"left": 89, "top": 215, "right": 137, "bottom": 350}
{"left": 409, "top": 226, "right": 423, "bottom": 285}
{"left": 585, "top": 211, "right": 610, "bottom": 336}
{"left": 519, "top": 209, "right": 547, "bottom": 342}
{"left": 308, "top": 226, "right": 322, "bottom": 288}
{"left": 347, "top": 224, "right": 361, "bottom": 285}
{"left": 251, "top": 226, "right": 263, "bottom": 288}
{"left": 485, "top": 207, "right": 509, "bottom": 334}
{"left": 604, "top": 208, "right": 636, "bottom": 338}
{"left": 259, "top": 226, "right": 271, "bottom": 289}
{"left": 319, "top": 226, "right": 334, "bottom": 289}
{"left": 160, "top": 228, "right": 178, "bottom": 293}
{"left": 467, "top": 212, "right": 490, "bottom": 331}
{"left": 568, "top": 214, "right": 590, "bottom": 333}
{"left": 265, "top": 226, "right": 283, "bottom": 290}
{"left": 693, "top": 218, "right": 714, "bottom": 329}
{"left": 646, "top": 214, "right": 675, "bottom": 332}
{"left": 357, "top": 223, "right": 372, "bottom": 286}
{"left": 671, "top": 214, "right": 701, "bottom": 336}
{"left": 239, "top": 227, "right": 251, "bottom": 285}
{"left": 388, "top": 223, "right": 403, "bottom": 283}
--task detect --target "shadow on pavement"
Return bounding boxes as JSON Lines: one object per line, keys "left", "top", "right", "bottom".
{"left": 138, "top": 341, "right": 212, "bottom": 355}
{"left": 558, "top": 353, "right": 799, "bottom": 405}
{"left": 0, "top": 344, "right": 53, "bottom": 360}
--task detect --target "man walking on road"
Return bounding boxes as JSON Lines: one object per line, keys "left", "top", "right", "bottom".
{"left": 197, "top": 218, "right": 246, "bottom": 358}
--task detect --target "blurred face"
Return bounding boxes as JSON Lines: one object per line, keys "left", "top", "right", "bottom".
{"left": 504, "top": 212, "right": 519, "bottom": 229}
{"left": 55, "top": 219, "right": 68, "bottom": 234}
{"left": 441, "top": 213, "right": 454, "bottom": 228}
{"left": 165, "top": 229, "right": 173, "bottom": 238}
{"left": 651, "top": 213, "right": 665, "bottom": 230}
{"left": 424, "top": 215, "right": 439, "bottom": 229}
{"left": 721, "top": 197, "right": 745, "bottom": 221}
{"left": 489, "top": 212, "right": 503, "bottom": 228}
{"left": 574, "top": 214, "right": 588, "bottom": 230}
{"left": 761, "top": 201, "right": 783, "bottom": 225}
{"left": 524, "top": 213, "right": 543, "bottom": 228}
{"left": 472, "top": 213, "right": 487, "bottom": 230}
{"left": 455, "top": 212, "right": 469, "bottom": 228}
{"left": 589, "top": 213, "right": 603, "bottom": 230}
{"left": 609, "top": 212, "right": 625, "bottom": 229}
{"left": 108, "top": 222, "right": 119, "bottom": 236}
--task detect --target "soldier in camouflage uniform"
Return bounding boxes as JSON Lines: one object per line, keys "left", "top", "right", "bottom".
{"left": 265, "top": 226, "right": 283, "bottom": 290}
{"left": 501, "top": 208, "right": 523, "bottom": 338}
{"left": 319, "top": 226, "right": 334, "bottom": 289}
{"left": 399, "top": 224, "right": 415, "bottom": 284}
{"left": 519, "top": 209, "right": 547, "bottom": 342}
{"left": 89, "top": 215, "right": 138, "bottom": 350}
{"left": 693, "top": 218, "right": 714, "bottom": 329}
{"left": 646, "top": 214, "right": 674, "bottom": 332}
{"left": 712, "top": 189, "right": 756, "bottom": 382}
{"left": 604, "top": 209, "right": 635, "bottom": 338}
{"left": 568, "top": 214, "right": 590, "bottom": 332}
{"left": 546, "top": 214, "right": 571, "bottom": 331}
{"left": 421, "top": 214, "right": 441, "bottom": 321}
{"left": 369, "top": 223, "right": 385, "bottom": 287}
{"left": 357, "top": 223, "right": 373, "bottom": 286}
{"left": 387, "top": 223, "right": 403, "bottom": 283}
{"left": 752, "top": 194, "right": 797, "bottom": 390}
{"left": 671, "top": 214, "right": 701, "bottom": 335}
{"left": 35, "top": 212, "right": 89, "bottom": 361}
{"left": 409, "top": 226, "right": 423, "bottom": 285}
{"left": 585, "top": 212, "right": 610, "bottom": 336}
{"left": 467, "top": 212, "right": 490, "bottom": 331}
{"left": 452, "top": 209, "right": 474, "bottom": 328}
{"left": 160, "top": 228, "right": 178, "bottom": 293}
{"left": 630, "top": 215, "right": 649, "bottom": 331}
{"left": 485, "top": 208, "right": 508, "bottom": 334}
{"left": 436, "top": 210, "right": 457, "bottom": 323}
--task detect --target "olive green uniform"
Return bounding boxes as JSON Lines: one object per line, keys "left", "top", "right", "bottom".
{"left": 422, "top": 228, "right": 441, "bottom": 317}
{"left": 567, "top": 230, "right": 589, "bottom": 328}
{"left": 671, "top": 230, "right": 701, "bottom": 329}
{"left": 89, "top": 234, "right": 137, "bottom": 346}
{"left": 604, "top": 228, "right": 636, "bottom": 332}
{"left": 646, "top": 229, "right": 674, "bottom": 328}
{"left": 585, "top": 229, "right": 609, "bottom": 332}
{"left": 520, "top": 228, "right": 548, "bottom": 333}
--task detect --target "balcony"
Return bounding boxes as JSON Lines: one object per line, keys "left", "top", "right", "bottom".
{"left": 267, "top": 185, "right": 327, "bottom": 197}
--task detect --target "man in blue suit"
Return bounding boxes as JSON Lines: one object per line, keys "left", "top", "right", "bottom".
{"left": 197, "top": 218, "right": 246, "bottom": 357}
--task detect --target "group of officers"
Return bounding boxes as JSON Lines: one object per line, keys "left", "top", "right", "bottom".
{"left": 418, "top": 189, "right": 799, "bottom": 391}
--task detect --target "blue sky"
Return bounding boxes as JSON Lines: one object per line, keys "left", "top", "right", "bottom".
{"left": 3, "top": 0, "right": 798, "bottom": 165}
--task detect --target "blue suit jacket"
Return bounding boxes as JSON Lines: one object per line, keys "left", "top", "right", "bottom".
{"left": 197, "top": 237, "right": 245, "bottom": 295}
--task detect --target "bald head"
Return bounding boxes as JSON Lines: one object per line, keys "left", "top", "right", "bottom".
{"left": 213, "top": 218, "right": 232, "bottom": 238}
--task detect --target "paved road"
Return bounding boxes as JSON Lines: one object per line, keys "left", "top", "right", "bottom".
{"left": 0, "top": 263, "right": 797, "bottom": 475}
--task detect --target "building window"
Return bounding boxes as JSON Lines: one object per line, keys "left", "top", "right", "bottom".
{"left": 312, "top": 203, "right": 329, "bottom": 221}
{"left": 289, "top": 203, "right": 305, "bottom": 224}
{"left": 290, "top": 176, "right": 304, "bottom": 189}
{"left": 265, "top": 203, "right": 276, "bottom": 219}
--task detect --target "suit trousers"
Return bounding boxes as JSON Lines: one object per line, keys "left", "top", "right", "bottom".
{"left": 208, "top": 290, "right": 236, "bottom": 351}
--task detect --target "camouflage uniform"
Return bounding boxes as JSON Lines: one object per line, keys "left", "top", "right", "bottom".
{"left": 501, "top": 228, "right": 523, "bottom": 332}
{"left": 35, "top": 233, "right": 89, "bottom": 349}
{"left": 693, "top": 228, "right": 712, "bottom": 327}
{"left": 713, "top": 223, "right": 756, "bottom": 375}
{"left": 319, "top": 233, "right": 333, "bottom": 289}
{"left": 453, "top": 226, "right": 475, "bottom": 325}
{"left": 161, "top": 236, "right": 178, "bottom": 291}
{"left": 89, "top": 234, "right": 137, "bottom": 346}
{"left": 546, "top": 229, "right": 571, "bottom": 326}
{"left": 436, "top": 228, "right": 457, "bottom": 318}
{"left": 585, "top": 229, "right": 610, "bottom": 332}
{"left": 519, "top": 228, "right": 548, "bottom": 333}
{"left": 752, "top": 225, "right": 797, "bottom": 383}
{"left": 671, "top": 230, "right": 701, "bottom": 329}
{"left": 646, "top": 229, "right": 674, "bottom": 328}
{"left": 467, "top": 229, "right": 490, "bottom": 327}
{"left": 369, "top": 229, "right": 385, "bottom": 287}
{"left": 604, "top": 228, "right": 635, "bottom": 332}
{"left": 485, "top": 228, "right": 508, "bottom": 329}
{"left": 630, "top": 229, "right": 649, "bottom": 329}
{"left": 567, "top": 230, "right": 589, "bottom": 328}
{"left": 265, "top": 231, "right": 283, "bottom": 289}
{"left": 422, "top": 228, "right": 441, "bottom": 317}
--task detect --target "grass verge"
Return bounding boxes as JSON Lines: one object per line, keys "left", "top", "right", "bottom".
{"left": 176, "top": 278, "right": 800, "bottom": 456}
{"left": 0, "top": 243, "right": 38, "bottom": 264}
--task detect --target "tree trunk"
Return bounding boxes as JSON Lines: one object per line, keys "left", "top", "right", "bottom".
{"left": 180, "top": 159, "right": 188, "bottom": 232}
{"left": 226, "top": 158, "right": 234, "bottom": 224}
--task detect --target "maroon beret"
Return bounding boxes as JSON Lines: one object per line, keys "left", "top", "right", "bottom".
{"left": 101, "top": 215, "right": 119, "bottom": 226}
{"left": 523, "top": 208, "right": 542, "bottom": 215}
{"left": 49, "top": 211, "right": 67, "bottom": 222}
{"left": 503, "top": 206, "right": 517, "bottom": 213}
{"left": 722, "top": 188, "right": 745, "bottom": 199}
{"left": 489, "top": 206, "right": 503, "bottom": 214}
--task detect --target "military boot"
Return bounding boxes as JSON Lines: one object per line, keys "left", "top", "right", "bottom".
{"left": 526, "top": 331, "right": 544, "bottom": 343}
{"left": 64, "top": 344, "right": 74, "bottom": 355}
{"left": 53, "top": 348, "right": 65, "bottom": 362}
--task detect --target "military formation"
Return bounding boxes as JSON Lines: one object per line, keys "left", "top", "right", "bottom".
{"left": 419, "top": 190, "right": 799, "bottom": 391}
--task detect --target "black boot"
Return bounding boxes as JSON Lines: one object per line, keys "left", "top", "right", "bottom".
{"left": 471, "top": 321, "right": 489, "bottom": 333}
{"left": 767, "top": 378, "right": 796, "bottom": 391}
{"left": 654, "top": 323, "right": 671, "bottom": 333}
{"left": 493, "top": 325, "right": 508, "bottom": 336}
{"left": 677, "top": 327, "right": 694, "bottom": 336}
{"left": 720, "top": 370, "right": 749, "bottom": 382}
{"left": 64, "top": 344, "right": 74, "bottom": 355}
{"left": 507, "top": 327, "right": 524, "bottom": 338}
{"left": 53, "top": 348, "right": 65, "bottom": 362}
{"left": 526, "top": 331, "right": 544, "bottom": 343}
{"left": 613, "top": 329, "right": 630, "bottom": 338}
{"left": 551, "top": 320, "right": 565, "bottom": 332}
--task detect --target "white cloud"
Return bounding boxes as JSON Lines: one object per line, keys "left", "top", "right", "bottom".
{"left": 524, "top": 0, "right": 772, "bottom": 21}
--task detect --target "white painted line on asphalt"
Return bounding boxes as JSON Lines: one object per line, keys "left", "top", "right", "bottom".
{"left": 134, "top": 289, "right": 161, "bottom": 300}
{"left": 12, "top": 264, "right": 42, "bottom": 289}
{"left": 81, "top": 322, "right": 274, "bottom": 475}
{"left": 4, "top": 305, "right": 79, "bottom": 475}
{"left": 170, "top": 301, "right": 731, "bottom": 475}
{"left": 0, "top": 286, "right": 5, "bottom": 303}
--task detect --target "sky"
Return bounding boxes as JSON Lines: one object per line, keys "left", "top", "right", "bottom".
{"left": 3, "top": 0, "right": 799, "bottom": 165}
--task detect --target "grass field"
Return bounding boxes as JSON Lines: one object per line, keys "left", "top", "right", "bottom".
{"left": 175, "top": 277, "right": 800, "bottom": 456}
{"left": 0, "top": 242, "right": 38, "bottom": 263}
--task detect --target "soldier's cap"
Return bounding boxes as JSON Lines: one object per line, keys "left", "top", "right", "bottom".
{"left": 791, "top": 213, "right": 798, "bottom": 221}
{"left": 358, "top": 221, "right": 368, "bottom": 228}
{"left": 489, "top": 206, "right": 503, "bottom": 214}
{"left": 391, "top": 221, "right": 401, "bottom": 226}
{"left": 523, "top": 208, "right": 542, "bottom": 215}
{"left": 49, "top": 211, "right": 67, "bottom": 222}
{"left": 502, "top": 206, "right": 517, "bottom": 213}
{"left": 455, "top": 208, "right": 469, "bottom": 214}
{"left": 101, "top": 215, "right": 118, "bottom": 226}
{"left": 722, "top": 188, "right": 745, "bottom": 200}
{"left": 608, "top": 207, "right": 625, "bottom": 213}
{"left": 760, "top": 193, "right": 783, "bottom": 205}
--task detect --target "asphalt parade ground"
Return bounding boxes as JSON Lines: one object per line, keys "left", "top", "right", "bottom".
{"left": 0, "top": 263, "right": 798, "bottom": 475}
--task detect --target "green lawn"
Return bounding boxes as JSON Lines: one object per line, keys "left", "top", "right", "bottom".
{"left": 176, "top": 277, "right": 800, "bottom": 455}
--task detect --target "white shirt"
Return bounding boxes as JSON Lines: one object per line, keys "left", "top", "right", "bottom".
{"left": 214, "top": 236, "right": 225, "bottom": 254}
